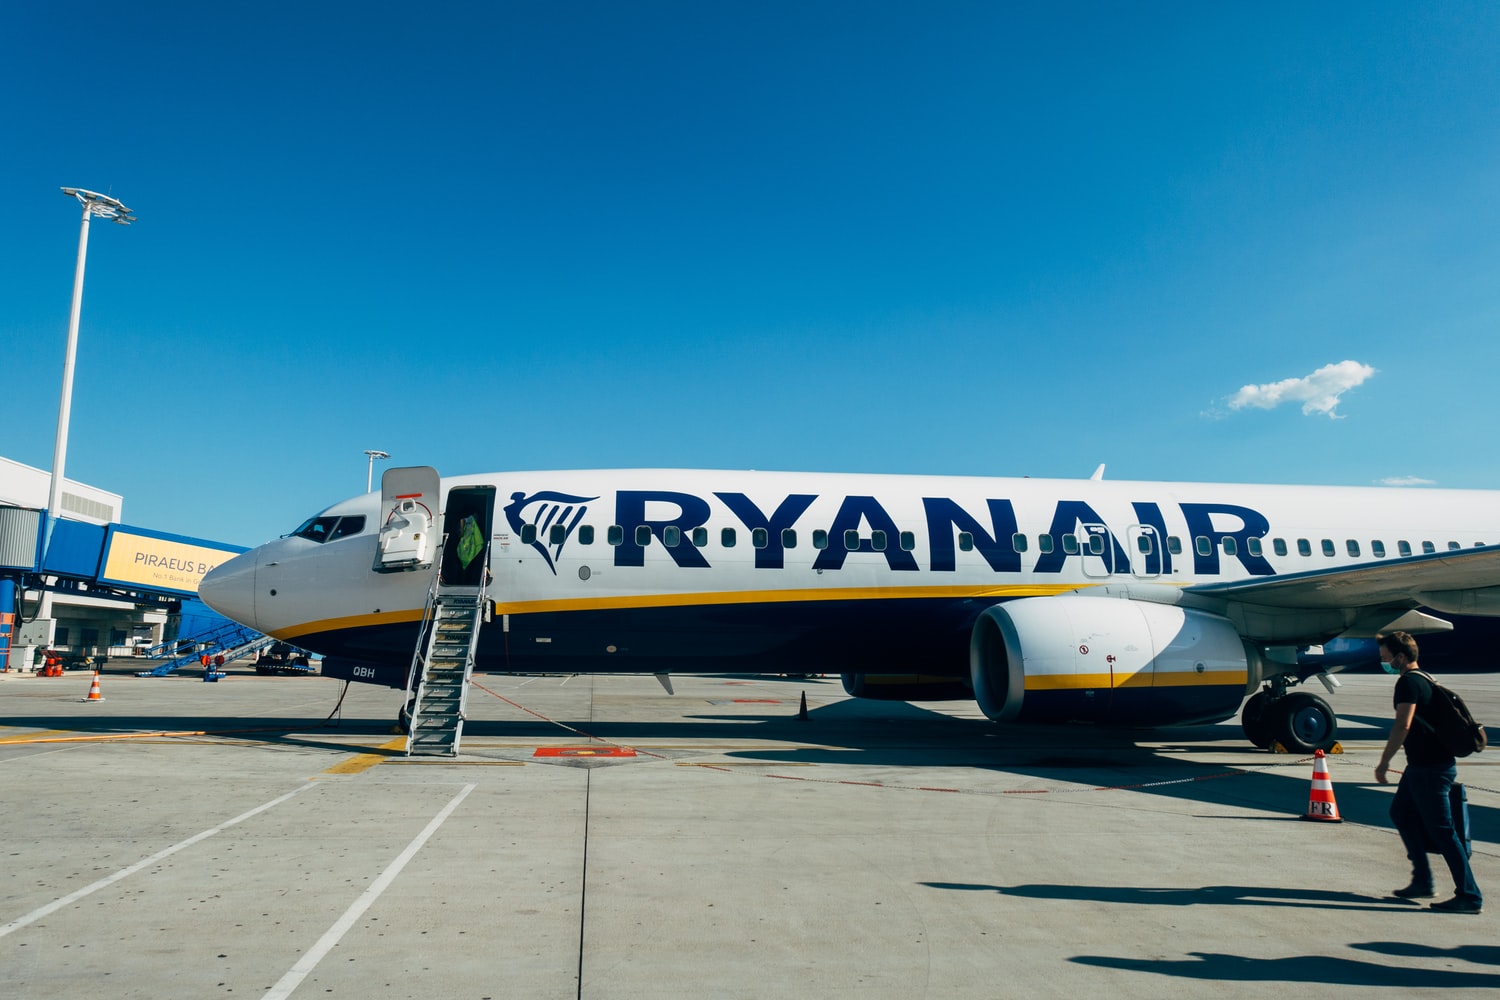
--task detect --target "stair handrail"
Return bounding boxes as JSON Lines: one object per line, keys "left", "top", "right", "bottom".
{"left": 402, "top": 540, "right": 448, "bottom": 705}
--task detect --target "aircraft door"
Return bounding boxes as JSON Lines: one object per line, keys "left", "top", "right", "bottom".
{"left": 439, "top": 486, "right": 496, "bottom": 587}
{"left": 1127, "top": 524, "right": 1161, "bottom": 579}
{"left": 374, "top": 467, "right": 441, "bottom": 573}
{"left": 1079, "top": 523, "right": 1116, "bottom": 578}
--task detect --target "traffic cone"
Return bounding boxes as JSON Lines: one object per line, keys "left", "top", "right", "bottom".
{"left": 796, "top": 690, "right": 808, "bottom": 722}
{"left": 83, "top": 670, "right": 104, "bottom": 703}
{"left": 1301, "top": 749, "right": 1341, "bottom": 822}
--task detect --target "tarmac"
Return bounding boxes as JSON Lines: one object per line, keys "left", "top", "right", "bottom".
{"left": 1, "top": 662, "right": 1497, "bottom": 999}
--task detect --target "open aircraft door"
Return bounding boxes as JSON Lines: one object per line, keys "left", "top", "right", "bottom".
{"left": 374, "top": 467, "right": 442, "bottom": 573}
{"left": 438, "top": 485, "right": 496, "bottom": 587}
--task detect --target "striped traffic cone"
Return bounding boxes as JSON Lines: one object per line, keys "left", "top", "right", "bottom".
{"left": 1301, "top": 748, "right": 1341, "bottom": 822}
{"left": 83, "top": 670, "right": 105, "bottom": 703}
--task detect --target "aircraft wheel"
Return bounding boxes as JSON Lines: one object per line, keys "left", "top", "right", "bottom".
{"left": 397, "top": 698, "right": 415, "bottom": 735}
{"left": 1240, "top": 690, "right": 1274, "bottom": 749}
{"left": 1272, "top": 692, "right": 1339, "bottom": 753}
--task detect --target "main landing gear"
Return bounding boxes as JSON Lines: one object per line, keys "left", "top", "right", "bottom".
{"left": 1240, "top": 679, "right": 1339, "bottom": 753}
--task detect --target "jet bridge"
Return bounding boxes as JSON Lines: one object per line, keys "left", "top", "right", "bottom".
{"left": 0, "top": 507, "right": 252, "bottom": 673}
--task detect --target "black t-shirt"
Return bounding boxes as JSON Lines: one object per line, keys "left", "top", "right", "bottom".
{"left": 1394, "top": 671, "right": 1454, "bottom": 767}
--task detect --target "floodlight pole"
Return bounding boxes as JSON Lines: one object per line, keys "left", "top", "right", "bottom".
{"left": 365, "top": 450, "right": 390, "bottom": 492}
{"left": 48, "top": 188, "right": 134, "bottom": 524}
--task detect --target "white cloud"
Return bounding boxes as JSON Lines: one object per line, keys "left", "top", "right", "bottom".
{"left": 1378, "top": 476, "right": 1436, "bottom": 487}
{"left": 1225, "top": 360, "right": 1377, "bottom": 419}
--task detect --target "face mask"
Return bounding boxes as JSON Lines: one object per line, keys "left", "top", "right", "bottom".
{"left": 1380, "top": 659, "right": 1400, "bottom": 675}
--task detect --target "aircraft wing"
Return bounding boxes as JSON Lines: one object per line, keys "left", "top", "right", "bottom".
{"left": 1185, "top": 543, "right": 1500, "bottom": 613}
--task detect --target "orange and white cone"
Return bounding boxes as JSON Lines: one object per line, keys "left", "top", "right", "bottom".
{"left": 83, "top": 670, "right": 104, "bottom": 703}
{"left": 1301, "top": 748, "right": 1341, "bottom": 822}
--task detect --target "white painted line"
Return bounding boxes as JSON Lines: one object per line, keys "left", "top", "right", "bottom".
{"left": 262, "top": 783, "right": 476, "bottom": 1000}
{"left": 0, "top": 783, "right": 315, "bottom": 939}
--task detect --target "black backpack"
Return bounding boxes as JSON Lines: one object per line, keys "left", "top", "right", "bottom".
{"left": 1412, "top": 671, "right": 1488, "bottom": 758}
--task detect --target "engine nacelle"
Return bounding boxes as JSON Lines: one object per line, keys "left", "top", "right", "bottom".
{"left": 969, "top": 596, "right": 1261, "bottom": 726}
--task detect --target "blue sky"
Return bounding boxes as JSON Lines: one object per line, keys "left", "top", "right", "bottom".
{"left": 4, "top": 3, "right": 1499, "bottom": 548}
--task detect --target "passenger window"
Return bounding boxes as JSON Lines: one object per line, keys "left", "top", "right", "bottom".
{"left": 1088, "top": 533, "right": 1105, "bottom": 555}
{"left": 1246, "top": 537, "right": 1261, "bottom": 557}
{"left": 520, "top": 524, "right": 537, "bottom": 545}
{"left": 1194, "top": 536, "right": 1211, "bottom": 557}
{"left": 1038, "top": 534, "right": 1055, "bottom": 554}
{"left": 663, "top": 525, "right": 681, "bottom": 547}
{"left": 752, "top": 528, "right": 769, "bottom": 549}
{"left": 1012, "top": 533, "right": 1029, "bottom": 553}
{"left": 607, "top": 525, "right": 624, "bottom": 546}
{"left": 635, "top": 526, "right": 653, "bottom": 547}
{"left": 871, "top": 530, "right": 887, "bottom": 551}
{"left": 782, "top": 529, "right": 797, "bottom": 549}
{"left": 1422, "top": 541, "right": 1436, "bottom": 554}
{"left": 1449, "top": 541, "right": 1462, "bottom": 551}
{"left": 1167, "top": 536, "right": 1182, "bottom": 555}
{"left": 1371, "top": 540, "right": 1385, "bottom": 558}
{"left": 549, "top": 524, "right": 567, "bottom": 545}
{"left": 1321, "top": 539, "right": 1335, "bottom": 557}
{"left": 1136, "top": 534, "right": 1153, "bottom": 554}
{"left": 812, "top": 529, "right": 828, "bottom": 550}
{"left": 1273, "top": 538, "right": 1288, "bottom": 557}
{"left": 1222, "top": 537, "right": 1238, "bottom": 556}
{"left": 579, "top": 525, "right": 595, "bottom": 545}
{"left": 691, "top": 527, "right": 707, "bottom": 547}
{"left": 1398, "top": 540, "right": 1412, "bottom": 557}
{"left": 1062, "top": 534, "right": 1080, "bottom": 555}
{"left": 1297, "top": 539, "right": 1312, "bottom": 557}
{"left": 899, "top": 531, "right": 915, "bottom": 551}
{"left": 721, "top": 527, "right": 737, "bottom": 548}
{"left": 1346, "top": 540, "right": 1360, "bottom": 558}
{"left": 330, "top": 516, "right": 366, "bottom": 540}
{"left": 844, "top": 529, "right": 860, "bottom": 549}
{"left": 958, "top": 531, "right": 974, "bottom": 552}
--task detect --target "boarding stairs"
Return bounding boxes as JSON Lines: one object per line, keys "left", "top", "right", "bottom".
{"left": 137, "top": 625, "right": 271, "bottom": 677}
{"left": 404, "top": 577, "right": 487, "bottom": 757}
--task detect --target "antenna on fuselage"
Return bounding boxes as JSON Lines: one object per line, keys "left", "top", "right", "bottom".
{"left": 1090, "top": 464, "right": 1106, "bottom": 481}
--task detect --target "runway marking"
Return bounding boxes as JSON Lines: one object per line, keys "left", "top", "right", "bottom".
{"left": 0, "top": 784, "right": 314, "bottom": 940}
{"left": 262, "top": 783, "right": 475, "bottom": 1000}
{"left": 317, "top": 737, "right": 407, "bottom": 775}
{"left": 535, "top": 746, "right": 636, "bottom": 758}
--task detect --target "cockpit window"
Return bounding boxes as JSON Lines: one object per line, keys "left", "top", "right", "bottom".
{"left": 292, "top": 515, "right": 365, "bottom": 543}
{"left": 330, "top": 516, "right": 366, "bottom": 540}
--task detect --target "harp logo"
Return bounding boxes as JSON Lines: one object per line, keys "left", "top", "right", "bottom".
{"left": 503, "top": 491, "right": 599, "bottom": 574}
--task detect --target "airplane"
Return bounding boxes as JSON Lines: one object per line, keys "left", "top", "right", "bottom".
{"left": 197, "top": 465, "right": 1500, "bottom": 751}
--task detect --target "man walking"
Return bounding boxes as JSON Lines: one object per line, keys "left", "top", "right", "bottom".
{"left": 1374, "top": 631, "right": 1483, "bottom": 914}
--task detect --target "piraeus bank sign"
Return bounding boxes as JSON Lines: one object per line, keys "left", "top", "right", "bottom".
{"left": 100, "top": 527, "right": 246, "bottom": 596}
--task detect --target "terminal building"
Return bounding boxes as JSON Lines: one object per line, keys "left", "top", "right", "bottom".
{"left": 0, "top": 454, "right": 249, "bottom": 672}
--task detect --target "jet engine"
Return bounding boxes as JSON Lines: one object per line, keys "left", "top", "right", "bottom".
{"left": 969, "top": 596, "right": 1261, "bottom": 727}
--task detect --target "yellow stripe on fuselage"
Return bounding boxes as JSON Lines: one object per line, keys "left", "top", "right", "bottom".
{"left": 1024, "top": 670, "right": 1247, "bottom": 691}
{"left": 276, "top": 582, "right": 1084, "bottom": 640}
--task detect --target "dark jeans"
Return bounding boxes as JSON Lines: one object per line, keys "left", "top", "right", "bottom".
{"left": 1391, "top": 761, "right": 1482, "bottom": 906}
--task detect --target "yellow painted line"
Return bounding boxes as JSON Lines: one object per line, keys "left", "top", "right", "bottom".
{"left": 317, "top": 737, "right": 407, "bottom": 776}
{"left": 676, "top": 761, "right": 817, "bottom": 768}
{"left": 0, "top": 729, "right": 73, "bottom": 743}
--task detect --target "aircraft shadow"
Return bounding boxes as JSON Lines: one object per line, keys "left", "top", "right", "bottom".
{"left": 925, "top": 881, "right": 1413, "bottom": 913}
{"left": 1069, "top": 948, "right": 1500, "bottom": 988}
{"left": 921, "top": 885, "right": 1500, "bottom": 987}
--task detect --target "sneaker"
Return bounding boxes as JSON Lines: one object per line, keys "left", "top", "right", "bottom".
{"left": 1430, "top": 897, "right": 1482, "bottom": 914}
{"left": 1393, "top": 881, "right": 1435, "bottom": 899}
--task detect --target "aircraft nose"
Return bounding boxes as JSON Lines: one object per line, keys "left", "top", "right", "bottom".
{"left": 200, "top": 550, "right": 259, "bottom": 629}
